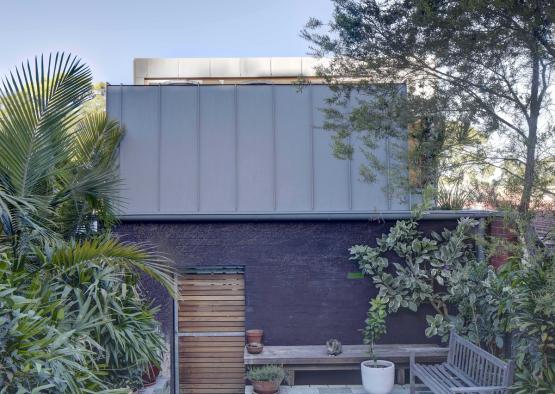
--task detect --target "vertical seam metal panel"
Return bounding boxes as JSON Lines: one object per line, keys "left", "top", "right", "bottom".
{"left": 309, "top": 85, "right": 315, "bottom": 211}
{"left": 347, "top": 131, "right": 353, "bottom": 210}
{"left": 119, "top": 85, "right": 124, "bottom": 181}
{"left": 271, "top": 85, "right": 277, "bottom": 211}
{"left": 196, "top": 85, "right": 201, "bottom": 211}
{"left": 386, "top": 136, "right": 392, "bottom": 210}
{"left": 234, "top": 85, "right": 239, "bottom": 211}
{"left": 157, "top": 85, "right": 162, "bottom": 212}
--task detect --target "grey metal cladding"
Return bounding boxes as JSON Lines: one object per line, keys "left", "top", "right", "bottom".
{"left": 312, "top": 86, "right": 350, "bottom": 211}
{"left": 198, "top": 86, "right": 236, "bottom": 212}
{"left": 118, "top": 87, "right": 159, "bottom": 213}
{"left": 274, "top": 85, "right": 312, "bottom": 211}
{"left": 236, "top": 86, "right": 274, "bottom": 211}
{"left": 159, "top": 86, "right": 198, "bottom": 212}
{"left": 108, "top": 84, "right": 410, "bottom": 216}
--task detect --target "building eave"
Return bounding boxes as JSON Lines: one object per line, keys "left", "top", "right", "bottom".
{"left": 118, "top": 210, "right": 499, "bottom": 222}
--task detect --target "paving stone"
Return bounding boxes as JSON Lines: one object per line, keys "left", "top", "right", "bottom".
{"left": 245, "top": 385, "right": 419, "bottom": 394}
{"left": 318, "top": 387, "right": 352, "bottom": 394}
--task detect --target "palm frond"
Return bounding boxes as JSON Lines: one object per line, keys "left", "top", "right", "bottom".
{"left": 0, "top": 53, "right": 93, "bottom": 242}
{"left": 48, "top": 236, "right": 176, "bottom": 297}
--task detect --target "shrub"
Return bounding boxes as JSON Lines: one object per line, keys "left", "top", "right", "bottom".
{"left": 362, "top": 298, "right": 387, "bottom": 365}
{"left": 348, "top": 210, "right": 555, "bottom": 391}
{"left": 349, "top": 214, "right": 480, "bottom": 341}
{"left": 246, "top": 365, "right": 285, "bottom": 383}
{"left": 0, "top": 255, "right": 106, "bottom": 393}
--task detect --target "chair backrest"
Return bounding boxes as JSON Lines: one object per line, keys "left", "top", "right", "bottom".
{"left": 447, "top": 331, "right": 514, "bottom": 388}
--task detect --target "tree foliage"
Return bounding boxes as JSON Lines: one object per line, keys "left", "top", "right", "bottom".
{"left": 0, "top": 53, "right": 174, "bottom": 392}
{"left": 349, "top": 212, "right": 555, "bottom": 390}
{"left": 303, "top": 0, "right": 555, "bottom": 213}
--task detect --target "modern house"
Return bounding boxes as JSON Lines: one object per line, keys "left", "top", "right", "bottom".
{"left": 107, "top": 57, "right": 492, "bottom": 393}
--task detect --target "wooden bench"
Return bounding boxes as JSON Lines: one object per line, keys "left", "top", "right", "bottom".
{"left": 410, "top": 332, "right": 515, "bottom": 394}
{"left": 244, "top": 344, "right": 448, "bottom": 385}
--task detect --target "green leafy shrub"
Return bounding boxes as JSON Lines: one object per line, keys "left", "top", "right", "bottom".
{"left": 506, "top": 252, "right": 555, "bottom": 393}
{"left": 0, "top": 255, "right": 107, "bottom": 393}
{"left": 349, "top": 214, "right": 480, "bottom": 341}
{"left": 40, "top": 237, "right": 169, "bottom": 390}
{"left": 246, "top": 365, "right": 285, "bottom": 383}
{"left": 348, "top": 210, "right": 555, "bottom": 391}
{"left": 362, "top": 298, "right": 387, "bottom": 365}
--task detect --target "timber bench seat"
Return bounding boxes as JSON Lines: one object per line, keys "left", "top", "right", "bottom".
{"left": 410, "top": 332, "right": 515, "bottom": 394}
{"left": 244, "top": 344, "right": 448, "bottom": 385}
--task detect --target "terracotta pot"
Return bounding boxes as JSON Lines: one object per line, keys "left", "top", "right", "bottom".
{"left": 246, "top": 329, "right": 264, "bottom": 344}
{"left": 142, "top": 364, "right": 160, "bottom": 387}
{"left": 247, "top": 342, "right": 264, "bottom": 354}
{"left": 252, "top": 379, "right": 280, "bottom": 394}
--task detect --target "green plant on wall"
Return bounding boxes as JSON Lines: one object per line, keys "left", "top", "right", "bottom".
{"left": 362, "top": 298, "right": 387, "bottom": 365}
{"left": 349, "top": 213, "right": 481, "bottom": 341}
{"left": 349, "top": 208, "right": 555, "bottom": 390}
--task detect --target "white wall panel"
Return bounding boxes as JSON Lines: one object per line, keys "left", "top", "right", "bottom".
{"left": 199, "top": 86, "right": 236, "bottom": 211}
{"left": 237, "top": 86, "right": 274, "bottom": 211}
{"left": 120, "top": 87, "right": 159, "bottom": 213}
{"left": 160, "top": 86, "right": 199, "bottom": 212}
{"left": 274, "top": 86, "right": 312, "bottom": 211}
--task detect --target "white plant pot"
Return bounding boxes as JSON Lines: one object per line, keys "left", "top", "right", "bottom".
{"left": 361, "top": 360, "right": 395, "bottom": 394}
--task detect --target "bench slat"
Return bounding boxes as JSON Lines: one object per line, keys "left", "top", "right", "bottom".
{"left": 245, "top": 344, "right": 448, "bottom": 365}
{"left": 413, "top": 364, "right": 451, "bottom": 393}
{"left": 410, "top": 332, "right": 513, "bottom": 394}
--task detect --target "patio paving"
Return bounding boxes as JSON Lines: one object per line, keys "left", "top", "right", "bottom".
{"left": 245, "top": 385, "right": 432, "bottom": 394}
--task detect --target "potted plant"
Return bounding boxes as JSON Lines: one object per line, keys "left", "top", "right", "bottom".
{"left": 360, "top": 298, "right": 394, "bottom": 394}
{"left": 246, "top": 364, "right": 285, "bottom": 394}
{"left": 142, "top": 363, "right": 161, "bottom": 387}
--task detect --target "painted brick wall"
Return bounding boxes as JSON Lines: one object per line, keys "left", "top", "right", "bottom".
{"left": 116, "top": 219, "right": 457, "bottom": 347}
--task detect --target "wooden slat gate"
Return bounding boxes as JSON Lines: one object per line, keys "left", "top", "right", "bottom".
{"left": 176, "top": 273, "right": 245, "bottom": 394}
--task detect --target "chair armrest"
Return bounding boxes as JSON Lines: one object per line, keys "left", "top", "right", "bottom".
{"left": 449, "top": 386, "right": 507, "bottom": 393}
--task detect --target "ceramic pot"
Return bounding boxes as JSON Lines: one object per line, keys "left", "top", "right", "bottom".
{"left": 246, "top": 329, "right": 264, "bottom": 344}
{"left": 247, "top": 342, "right": 264, "bottom": 354}
{"left": 142, "top": 364, "right": 160, "bottom": 387}
{"left": 252, "top": 379, "right": 279, "bottom": 394}
{"left": 360, "top": 360, "right": 395, "bottom": 394}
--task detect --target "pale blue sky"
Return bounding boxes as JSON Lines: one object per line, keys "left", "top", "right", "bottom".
{"left": 0, "top": 0, "right": 333, "bottom": 84}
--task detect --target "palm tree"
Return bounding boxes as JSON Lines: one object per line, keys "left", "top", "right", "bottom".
{"left": 0, "top": 53, "right": 175, "bottom": 392}
{"left": 0, "top": 53, "right": 173, "bottom": 288}
{"left": 0, "top": 53, "right": 116, "bottom": 247}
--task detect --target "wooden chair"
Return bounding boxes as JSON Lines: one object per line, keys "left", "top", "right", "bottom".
{"left": 410, "top": 331, "right": 515, "bottom": 394}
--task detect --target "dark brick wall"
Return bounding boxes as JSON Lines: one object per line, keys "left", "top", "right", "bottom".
{"left": 116, "top": 219, "right": 456, "bottom": 348}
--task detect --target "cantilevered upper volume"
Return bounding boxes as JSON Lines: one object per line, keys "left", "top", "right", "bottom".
{"left": 108, "top": 57, "right": 484, "bottom": 220}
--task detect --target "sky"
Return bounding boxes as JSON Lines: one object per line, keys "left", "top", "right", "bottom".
{"left": 0, "top": 0, "right": 334, "bottom": 84}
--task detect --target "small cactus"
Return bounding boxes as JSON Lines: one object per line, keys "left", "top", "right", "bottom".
{"left": 326, "top": 338, "right": 342, "bottom": 356}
